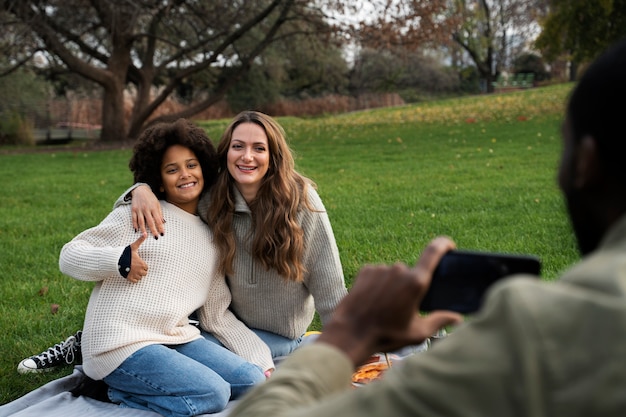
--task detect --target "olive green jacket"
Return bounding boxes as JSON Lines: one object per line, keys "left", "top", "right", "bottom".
{"left": 230, "top": 215, "right": 626, "bottom": 417}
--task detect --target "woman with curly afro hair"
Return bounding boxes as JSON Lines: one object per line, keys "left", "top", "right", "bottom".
{"left": 56, "top": 119, "right": 270, "bottom": 416}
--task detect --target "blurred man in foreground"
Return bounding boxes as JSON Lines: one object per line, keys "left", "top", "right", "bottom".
{"left": 230, "top": 37, "right": 626, "bottom": 417}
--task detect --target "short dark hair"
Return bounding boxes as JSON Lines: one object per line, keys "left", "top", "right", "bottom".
{"left": 128, "top": 119, "right": 219, "bottom": 199}
{"left": 567, "top": 37, "right": 626, "bottom": 182}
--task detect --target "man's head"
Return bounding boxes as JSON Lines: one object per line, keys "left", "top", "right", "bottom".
{"left": 559, "top": 37, "right": 626, "bottom": 255}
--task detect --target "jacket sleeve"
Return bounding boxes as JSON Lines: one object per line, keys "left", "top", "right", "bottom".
{"left": 229, "top": 343, "right": 354, "bottom": 417}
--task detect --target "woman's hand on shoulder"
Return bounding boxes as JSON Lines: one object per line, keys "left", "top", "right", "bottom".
{"left": 131, "top": 185, "right": 165, "bottom": 238}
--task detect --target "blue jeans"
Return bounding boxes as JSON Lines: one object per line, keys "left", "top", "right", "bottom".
{"left": 201, "top": 328, "right": 303, "bottom": 358}
{"left": 103, "top": 338, "right": 264, "bottom": 417}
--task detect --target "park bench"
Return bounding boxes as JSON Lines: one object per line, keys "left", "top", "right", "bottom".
{"left": 35, "top": 122, "right": 101, "bottom": 145}
{"left": 491, "top": 73, "right": 535, "bottom": 92}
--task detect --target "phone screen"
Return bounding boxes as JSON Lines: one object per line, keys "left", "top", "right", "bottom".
{"left": 419, "top": 250, "right": 541, "bottom": 314}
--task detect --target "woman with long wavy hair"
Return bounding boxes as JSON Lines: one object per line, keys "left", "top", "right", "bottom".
{"left": 194, "top": 111, "right": 348, "bottom": 359}
{"left": 200, "top": 111, "right": 347, "bottom": 359}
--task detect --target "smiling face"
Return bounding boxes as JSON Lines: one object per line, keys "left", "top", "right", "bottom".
{"left": 226, "top": 122, "right": 270, "bottom": 202}
{"left": 160, "top": 144, "right": 204, "bottom": 214}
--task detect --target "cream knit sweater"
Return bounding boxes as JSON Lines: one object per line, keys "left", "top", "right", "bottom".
{"left": 59, "top": 201, "right": 273, "bottom": 380}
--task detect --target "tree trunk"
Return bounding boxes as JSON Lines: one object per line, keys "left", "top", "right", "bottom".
{"left": 99, "top": 81, "right": 127, "bottom": 142}
{"left": 126, "top": 73, "right": 154, "bottom": 139}
{"left": 485, "top": 73, "right": 495, "bottom": 93}
{"left": 99, "top": 25, "right": 133, "bottom": 142}
{"left": 569, "top": 60, "right": 578, "bottom": 82}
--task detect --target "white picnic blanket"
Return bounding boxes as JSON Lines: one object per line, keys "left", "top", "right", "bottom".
{"left": 0, "top": 333, "right": 325, "bottom": 417}
{"left": 0, "top": 336, "right": 428, "bottom": 417}
{"left": 0, "top": 335, "right": 322, "bottom": 416}
{"left": 0, "top": 366, "right": 239, "bottom": 417}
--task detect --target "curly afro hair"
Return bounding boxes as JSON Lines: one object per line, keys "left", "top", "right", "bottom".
{"left": 128, "top": 119, "right": 219, "bottom": 200}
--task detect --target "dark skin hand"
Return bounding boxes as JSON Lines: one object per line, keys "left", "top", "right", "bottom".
{"left": 131, "top": 185, "right": 165, "bottom": 239}
{"left": 317, "top": 236, "right": 464, "bottom": 368}
{"left": 126, "top": 232, "right": 149, "bottom": 284}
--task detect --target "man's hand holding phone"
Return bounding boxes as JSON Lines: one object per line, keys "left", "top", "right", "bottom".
{"left": 317, "top": 237, "right": 463, "bottom": 368}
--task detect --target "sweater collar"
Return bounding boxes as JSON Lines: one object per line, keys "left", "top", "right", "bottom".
{"left": 233, "top": 187, "right": 251, "bottom": 214}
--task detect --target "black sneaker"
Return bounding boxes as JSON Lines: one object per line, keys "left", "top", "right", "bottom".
{"left": 17, "top": 331, "right": 82, "bottom": 373}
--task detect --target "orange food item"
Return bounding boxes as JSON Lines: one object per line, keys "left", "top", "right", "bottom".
{"left": 351, "top": 362, "right": 389, "bottom": 385}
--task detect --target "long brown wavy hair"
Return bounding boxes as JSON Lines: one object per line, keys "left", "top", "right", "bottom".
{"left": 207, "top": 111, "right": 316, "bottom": 282}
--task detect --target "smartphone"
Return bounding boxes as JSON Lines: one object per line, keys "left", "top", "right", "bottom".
{"left": 419, "top": 250, "right": 541, "bottom": 314}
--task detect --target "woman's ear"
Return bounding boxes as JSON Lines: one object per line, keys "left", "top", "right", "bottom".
{"left": 573, "top": 135, "right": 602, "bottom": 189}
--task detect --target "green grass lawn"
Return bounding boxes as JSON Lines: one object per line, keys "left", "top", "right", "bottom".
{"left": 0, "top": 84, "right": 579, "bottom": 404}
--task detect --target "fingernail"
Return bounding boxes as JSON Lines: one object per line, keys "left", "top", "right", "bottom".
{"left": 160, "top": 233, "right": 164, "bottom": 237}
{"left": 154, "top": 236, "right": 158, "bottom": 240}
{"left": 134, "top": 228, "right": 137, "bottom": 233}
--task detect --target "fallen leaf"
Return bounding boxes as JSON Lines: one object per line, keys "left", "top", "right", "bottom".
{"left": 50, "top": 304, "right": 60, "bottom": 314}
{"left": 38, "top": 287, "right": 49, "bottom": 296}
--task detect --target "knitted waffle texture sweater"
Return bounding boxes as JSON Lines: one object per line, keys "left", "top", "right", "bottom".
{"left": 59, "top": 201, "right": 273, "bottom": 380}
